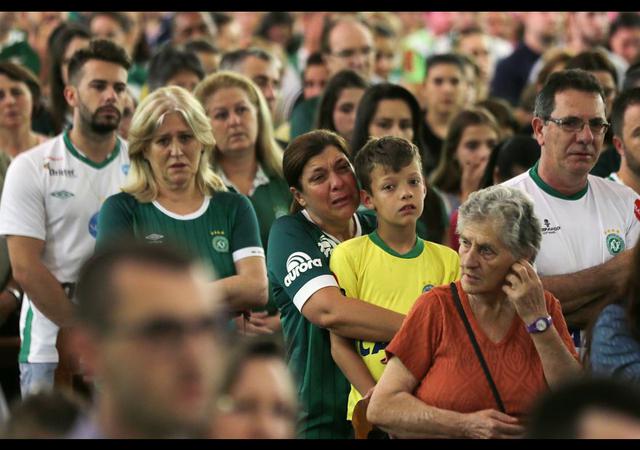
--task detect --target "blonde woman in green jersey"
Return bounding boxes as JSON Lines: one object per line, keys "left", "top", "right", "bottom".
{"left": 97, "top": 86, "right": 268, "bottom": 317}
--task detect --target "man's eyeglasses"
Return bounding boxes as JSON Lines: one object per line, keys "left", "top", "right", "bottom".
{"left": 107, "top": 311, "right": 230, "bottom": 347}
{"left": 544, "top": 116, "right": 610, "bottom": 135}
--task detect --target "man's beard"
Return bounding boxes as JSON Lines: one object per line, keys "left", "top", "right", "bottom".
{"left": 79, "top": 103, "right": 121, "bottom": 135}
{"left": 581, "top": 29, "right": 606, "bottom": 48}
{"left": 624, "top": 146, "right": 640, "bottom": 178}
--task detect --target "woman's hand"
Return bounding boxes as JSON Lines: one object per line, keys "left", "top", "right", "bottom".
{"left": 235, "top": 311, "right": 274, "bottom": 336}
{"left": 502, "top": 259, "right": 548, "bottom": 324}
{"left": 462, "top": 409, "right": 525, "bottom": 439}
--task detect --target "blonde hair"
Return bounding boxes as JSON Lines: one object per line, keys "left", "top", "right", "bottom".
{"left": 123, "top": 85, "right": 226, "bottom": 202}
{"left": 193, "top": 70, "right": 284, "bottom": 177}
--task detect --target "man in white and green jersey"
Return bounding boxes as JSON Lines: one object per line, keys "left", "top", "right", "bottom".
{"left": 0, "top": 39, "right": 131, "bottom": 395}
{"left": 503, "top": 69, "right": 640, "bottom": 342}
{"left": 267, "top": 209, "right": 376, "bottom": 439}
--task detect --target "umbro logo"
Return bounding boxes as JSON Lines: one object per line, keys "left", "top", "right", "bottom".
{"left": 145, "top": 233, "right": 164, "bottom": 244}
{"left": 50, "top": 190, "right": 74, "bottom": 199}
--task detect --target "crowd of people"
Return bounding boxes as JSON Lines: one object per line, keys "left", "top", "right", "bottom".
{"left": 0, "top": 11, "right": 640, "bottom": 439}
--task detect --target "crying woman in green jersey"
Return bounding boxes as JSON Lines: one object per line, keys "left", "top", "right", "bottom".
{"left": 266, "top": 130, "right": 406, "bottom": 439}
{"left": 96, "top": 85, "right": 268, "bottom": 317}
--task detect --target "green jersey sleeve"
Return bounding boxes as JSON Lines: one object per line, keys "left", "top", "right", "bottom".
{"left": 229, "top": 192, "right": 264, "bottom": 262}
{"left": 96, "top": 192, "right": 135, "bottom": 252}
{"left": 267, "top": 215, "right": 338, "bottom": 312}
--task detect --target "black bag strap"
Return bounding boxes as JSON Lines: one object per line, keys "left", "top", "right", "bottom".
{"left": 449, "top": 282, "right": 506, "bottom": 413}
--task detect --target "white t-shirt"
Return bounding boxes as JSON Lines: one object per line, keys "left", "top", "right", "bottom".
{"left": 503, "top": 165, "right": 640, "bottom": 278}
{"left": 0, "top": 131, "right": 130, "bottom": 363}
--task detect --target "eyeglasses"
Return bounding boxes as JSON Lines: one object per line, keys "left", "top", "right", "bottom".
{"left": 107, "top": 311, "right": 230, "bottom": 348}
{"left": 544, "top": 116, "right": 610, "bottom": 135}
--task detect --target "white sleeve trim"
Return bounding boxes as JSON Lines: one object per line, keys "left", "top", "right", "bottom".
{"left": 293, "top": 274, "right": 338, "bottom": 312}
{"left": 232, "top": 246, "right": 265, "bottom": 262}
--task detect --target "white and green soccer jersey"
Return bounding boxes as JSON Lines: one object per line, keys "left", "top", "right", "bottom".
{"left": 96, "top": 191, "right": 263, "bottom": 281}
{"left": 503, "top": 162, "right": 640, "bottom": 278}
{"left": 267, "top": 209, "right": 376, "bottom": 439}
{"left": 0, "top": 131, "right": 130, "bottom": 363}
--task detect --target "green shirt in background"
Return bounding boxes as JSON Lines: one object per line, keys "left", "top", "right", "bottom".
{"left": 221, "top": 165, "right": 291, "bottom": 314}
{"left": 290, "top": 96, "right": 320, "bottom": 140}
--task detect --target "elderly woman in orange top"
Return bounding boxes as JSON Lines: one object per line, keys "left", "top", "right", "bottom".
{"left": 367, "top": 185, "right": 580, "bottom": 439}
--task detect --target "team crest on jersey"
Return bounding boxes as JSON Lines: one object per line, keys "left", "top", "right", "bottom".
{"left": 284, "top": 252, "right": 322, "bottom": 287}
{"left": 121, "top": 164, "right": 130, "bottom": 175}
{"left": 50, "top": 190, "right": 74, "bottom": 199}
{"left": 88, "top": 212, "right": 99, "bottom": 238}
{"left": 541, "top": 218, "right": 561, "bottom": 235}
{"left": 317, "top": 235, "right": 336, "bottom": 257}
{"left": 605, "top": 229, "right": 625, "bottom": 255}
{"left": 635, "top": 199, "right": 640, "bottom": 222}
{"left": 212, "top": 236, "right": 229, "bottom": 253}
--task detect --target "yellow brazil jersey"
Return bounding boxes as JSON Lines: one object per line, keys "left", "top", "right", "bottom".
{"left": 329, "top": 230, "right": 461, "bottom": 419}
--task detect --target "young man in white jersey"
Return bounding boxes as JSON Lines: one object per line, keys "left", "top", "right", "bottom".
{"left": 0, "top": 39, "right": 131, "bottom": 395}
{"left": 503, "top": 69, "right": 640, "bottom": 340}
{"left": 609, "top": 87, "right": 640, "bottom": 196}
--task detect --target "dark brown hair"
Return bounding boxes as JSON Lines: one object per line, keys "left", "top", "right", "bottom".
{"left": 430, "top": 107, "right": 500, "bottom": 194}
{"left": 0, "top": 61, "right": 41, "bottom": 117}
{"left": 67, "top": 38, "right": 131, "bottom": 87}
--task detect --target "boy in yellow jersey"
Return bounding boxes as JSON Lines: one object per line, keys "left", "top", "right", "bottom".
{"left": 329, "top": 136, "right": 460, "bottom": 423}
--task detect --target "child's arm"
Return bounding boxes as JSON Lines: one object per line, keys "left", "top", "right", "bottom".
{"left": 330, "top": 331, "right": 377, "bottom": 397}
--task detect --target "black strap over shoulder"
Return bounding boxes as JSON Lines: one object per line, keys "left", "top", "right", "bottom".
{"left": 449, "top": 282, "right": 506, "bottom": 413}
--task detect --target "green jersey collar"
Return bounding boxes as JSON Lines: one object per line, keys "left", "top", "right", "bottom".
{"left": 368, "top": 230, "right": 424, "bottom": 259}
{"left": 217, "top": 162, "right": 270, "bottom": 196}
{"left": 63, "top": 129, "right": 121, "bottom": 169}
{"left": 529, "top": 160, "right": 589, "bottom": 200}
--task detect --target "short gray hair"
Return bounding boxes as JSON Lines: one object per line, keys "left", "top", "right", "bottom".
{"left": 457, "top": 185, "right": 541, "bottom": 261}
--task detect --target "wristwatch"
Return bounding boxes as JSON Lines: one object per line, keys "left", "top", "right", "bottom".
{"left": 526, "top": 316, "right": 553, "bottom": 334}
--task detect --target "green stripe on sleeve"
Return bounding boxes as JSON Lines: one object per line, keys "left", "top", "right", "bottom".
{"left": 18, "top": 306, "right": 34, "bottom": 363}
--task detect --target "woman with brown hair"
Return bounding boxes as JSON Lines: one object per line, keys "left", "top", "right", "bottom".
{"left": 266, "top": 129, "right": 404, "bottom": 439}
{"left": 429, "top": 107, "right": 500, "bottom": 219}
{"left": 0, "top": 62, "right": 49, "bottom": 178}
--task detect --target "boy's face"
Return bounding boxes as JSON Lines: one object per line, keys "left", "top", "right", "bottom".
{"left": 362, "top": 159, "right": 426, "bottom": 228}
